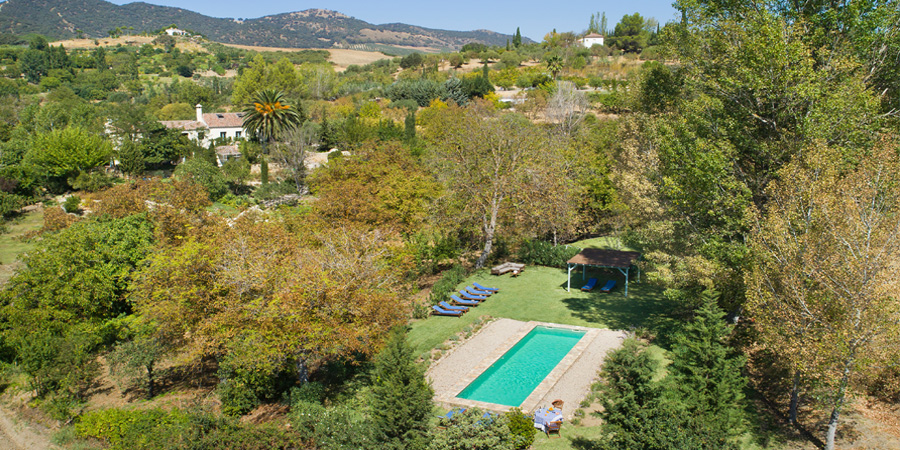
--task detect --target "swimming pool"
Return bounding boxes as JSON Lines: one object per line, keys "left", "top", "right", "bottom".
{"left": 456, "top": 326, "right": 586, "bottom": 407}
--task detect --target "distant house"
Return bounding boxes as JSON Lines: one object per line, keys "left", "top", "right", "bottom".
{"left": 579, "top": 33, "right": 605, "bottom": 48}
{"left": 161, "top": 104, "right": 245, "bottom": 149}
{"left": 165, "top": 27, "right": 188, "bottom": 36}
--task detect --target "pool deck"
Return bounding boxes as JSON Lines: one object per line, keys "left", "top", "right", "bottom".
{"left": 427, "top": 318, "right": 626, "bottom": 418}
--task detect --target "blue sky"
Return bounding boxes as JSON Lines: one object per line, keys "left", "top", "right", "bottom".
{"left": 106, "top": 0, "right": 679, "bottom": 41}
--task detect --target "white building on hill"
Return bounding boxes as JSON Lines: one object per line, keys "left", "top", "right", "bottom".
{"left": 579, "top": 33, "right": 605, "bottom": 48}
{"left": 165, "top": 27, "right": 188, "bottom": 36}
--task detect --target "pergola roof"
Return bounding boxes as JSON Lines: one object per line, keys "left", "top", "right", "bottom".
{"left": 567, "top": 249, "right": 641, "bottom": 269}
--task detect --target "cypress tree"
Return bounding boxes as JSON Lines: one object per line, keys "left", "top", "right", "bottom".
{"left": 370, "top": 326, "right": 433, "bottom": 450}
{"left": 404, "top": 111, "right": 416, "bottom": 144}
{"left": 669, "top": 290, "right": 747, "bottom": 439}
{"left": 513, "top": 27, "right": 522, "bottom": 47}
{"left": 259, "top": 155, "right": 268, "bottom": 185}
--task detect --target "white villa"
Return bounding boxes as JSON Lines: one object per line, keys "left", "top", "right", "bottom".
{"left": 165, "top": 27, "right": 189, "bottom": 36}
{"left": 161, "top": 104, "right": 245, "bottom": 149}
{"left": 579, "top": 33, "right": 605, "bottom": 48}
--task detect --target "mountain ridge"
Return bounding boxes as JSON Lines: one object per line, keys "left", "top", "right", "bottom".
{"left": 0, "top": 0, "right": 525, "bottom": 50}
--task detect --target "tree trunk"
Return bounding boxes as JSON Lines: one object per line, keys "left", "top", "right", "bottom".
{"left": 789, "top": 370, "right": 800, "bottom": 425}
{"left": 296, "top": 357, "right": 309, "bottom": 384}
{"left": 146, "top": 364, "right": 155, "bottom": 399}
{"left": 825, "top": 365, "right": 852, "bottom": 450}
{"left": 475, "top": 197, "right": 501, "bottom": 269}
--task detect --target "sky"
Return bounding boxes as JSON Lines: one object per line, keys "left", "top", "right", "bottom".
{"left": 105, "top": 0, "right": 680, "bottom": 41}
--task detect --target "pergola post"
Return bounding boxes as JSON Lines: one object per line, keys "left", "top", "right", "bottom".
{"left": 624, "top": 267, "right": 629, "bottom": 297}
{"left": 567, "top": 263, "right": 574, "bottom": 292}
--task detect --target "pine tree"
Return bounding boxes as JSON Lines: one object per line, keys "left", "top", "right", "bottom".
{"left": 370, "top": 326, "right": 434, "bottom": 450}
{"left": 513, "top": 27, "right": 522, "bottom": 47}
{"left": 669, "top": 290, "right": 747, "bottom": 439}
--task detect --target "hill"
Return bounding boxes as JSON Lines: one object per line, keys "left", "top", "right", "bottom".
{"left": 0, "top": 0, "right": 524, "bottom": 50}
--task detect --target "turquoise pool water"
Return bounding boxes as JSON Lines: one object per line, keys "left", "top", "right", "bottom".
{"left": 457, "top": 326, "right": 585, "bottom": 407}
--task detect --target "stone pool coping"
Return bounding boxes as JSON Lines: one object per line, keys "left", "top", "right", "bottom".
{"left": 431, "top": 320, "right": 604, "bottom": 414}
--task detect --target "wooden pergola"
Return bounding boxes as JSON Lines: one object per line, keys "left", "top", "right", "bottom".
{"left": 566, "top": 249, "right": 642, "bottom": 297}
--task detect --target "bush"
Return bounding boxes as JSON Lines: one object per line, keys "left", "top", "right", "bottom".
{"left": 174, "top": 157, "right": 228, "bottom": 201}
{"left": 252, "top": 180, "right": 298, "bottom": 202}
{"left": 284, "top": 381, "right": 326, "bottom": 406}
{"left": 76, "top": 407, "right": 304, "bottom": 450}
{"left": 217, "top": 379, "right": 260, "bottom": 417}
{"left": 429, "top": 264, "right": 467, "bottom": 305}
{"left": 63, "top": 195, "right": 81, "bottom": 213}
{"left": 70, "top": 171, "right": 115, "bottom": 192}
{"left": 517, "top": 240, "right": 580, "bottom": 268}
{"left": 504, "top": 408, "right": 536, "bottom": 449}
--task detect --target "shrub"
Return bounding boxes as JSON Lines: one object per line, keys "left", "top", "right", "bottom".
{"left": 284, "top": 381, "right": 326, "bottom": 406}
{"left": 504, "top": 408, "right": 536, "bottom": 449}
{"left": 70, "top": 171, "right": 115, "bottom": 192}
{"left": 517, "top": 240, "right": 579, "bottom": 268}
{"left": 429, "top": 264, "right": 467, "bottom": 305}
{"left": 173, "top": 157, "right": 228, "bottom": 201}
{"left": 63, "top": 195, "right": 81, "bottom": 213}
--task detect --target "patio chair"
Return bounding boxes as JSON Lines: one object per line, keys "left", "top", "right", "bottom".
{"left": 459, "top": 290, "right": 488, "bottom": 302}
{"left": 450, "top": 295, "right": 479, "bottom": 306}
{"left": 600, "top": 280, "right": 616, "bottom": 293}
{"left": 431, "top": 305, "right": 463, "bottom": 317}
{"left": 466, "top": 286, "right": 492, "bottom": 296}
{"left": 439, "top": 301, "right": 468, "bottom": 313}
{"left": 473, "top": 282, "right": 499, "bottom": 292}
{"left": 546, "top": 421, "right": 562, "bottom": 437}
{"left": 581, "top": 278, "right": 598, "bottom": 291}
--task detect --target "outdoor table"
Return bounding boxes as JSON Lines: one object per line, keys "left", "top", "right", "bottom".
{"left": 532, "top": 407, "right": 563, "bottom": 432}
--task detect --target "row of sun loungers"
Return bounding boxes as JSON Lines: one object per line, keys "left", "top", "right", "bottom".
{"left": 431, "top": 283, "right": 499, "bottom": 317}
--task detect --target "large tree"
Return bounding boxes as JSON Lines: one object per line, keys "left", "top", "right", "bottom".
{"left": 425, "top": 105, "right": 571, "bottom": 268}
{"left": 746, "top": 140, "right": 900, "bottom": 450}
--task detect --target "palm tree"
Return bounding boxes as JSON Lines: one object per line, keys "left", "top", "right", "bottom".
{"left": 242, "top": 89, "right": 304, "bottom": 153}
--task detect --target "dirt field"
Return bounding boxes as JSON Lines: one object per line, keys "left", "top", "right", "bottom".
{"left": 54, "top": 35, "right": 206, "bottom": 52}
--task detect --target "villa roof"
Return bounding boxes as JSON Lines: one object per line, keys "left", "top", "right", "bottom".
{"left": 203, "top": 112, "right": 244, "bottom": 128}
{"left": 583, "top": 33, "right": 605, "bottom": 38}
{"left": 160, "top": 120, "right": 203, "bottom": 130}
{"left": 567, "top": 248, "right": 640, "bottom": 268}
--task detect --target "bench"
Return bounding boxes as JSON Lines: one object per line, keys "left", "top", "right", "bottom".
{"left": 491, "top": 262, "right": 526, "bottom": 275}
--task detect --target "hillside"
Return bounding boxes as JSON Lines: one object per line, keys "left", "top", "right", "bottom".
{"left": 0, "top": 0, "right": 524, "bottom": 50}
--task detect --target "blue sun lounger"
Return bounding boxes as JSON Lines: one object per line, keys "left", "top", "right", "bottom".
{"left": 581, "top": 278, "right": 598, "bottom": 291}
{"left": 432, "top": 305, "right": 463, "bottom": 317}
{"left": 440, "top": 301, "right": 468, "bottom": 312}
{"left": 450, "top": 295, "right": 479, "bottom": 306}
{"left": 459, "top": 290, "right": 488, "bottom": 301}
{"left": 600, "top": 280, "right": 616, "bottom": 293}
{"left": 466, "top": 286, "right": 492, "bottom": 296}
{"left": 473, "top": 282, "right": 499, "bottom": 292}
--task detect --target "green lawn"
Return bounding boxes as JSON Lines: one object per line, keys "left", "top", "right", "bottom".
{"left": 0, "top": 209, "right": 43, "bottom": 284}
{"left": 408, "top": 264, "right": 678, "bottom": 357}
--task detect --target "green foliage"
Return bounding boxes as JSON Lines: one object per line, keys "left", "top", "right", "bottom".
{"left": 400, "top": 52, "right": 424, "bottom": 70}
{"left": 503, "top": 408, "right": 535, "bottom": 449}
{"left": 62, "top": 195, "right": 80, "bottom": 213}
{"left": 429, "top": 264, "right": 467, "bottom": 305}
{"left": 428, "top": 408, "right": 513, "bottom": 450}
{"left": 25, "top": 127, "right": 113, "bottom": 188}
{"left": 241, "top": 89, "right": 304, "bottom": 145}
{"left": 70, "top": 171, "right": 115, "bottom": 192}
{"left": 370, "top": 326, "right": 434, "bottom": 450}
{"left": 668, "top": 290, "right": 747, "bottom": 439}
{"left": 1, "top": 214, "right": 155, "bottom": 322}
{"left": 290, "top": 401, "right": 375, "bottom": 449}
{"left": 117, "top": 141, "right": 146, "bottom": 176}
{"left": 386, "top": 79, "right": 446, "bottom": 107}
{"left": 608, "top": 13, "right": 651, "bottom": 53}
{"left": 259, "top": 155, "right": 269, "bottom": 184}
{"left": 516, "top": 240, "right": 579, "bottom": 268}
{"left": 173, "top": 157, "right": 228, "bottom": 201}
{"left": 16, "top": 326, "right": 101, "bottom": 401}
{"left": 76, "top": 407, "right": 303, "bottom": 450}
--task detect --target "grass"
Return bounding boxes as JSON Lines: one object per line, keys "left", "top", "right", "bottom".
{"left": 0, "top": 209, "right": 43, "bottom": 284}
{"left": 408, "top": 265, "right": 678, "bottom": 357}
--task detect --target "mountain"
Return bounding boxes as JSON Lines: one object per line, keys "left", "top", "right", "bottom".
{"left": 0, "top": 0, "right": 524, "bottom": 50}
